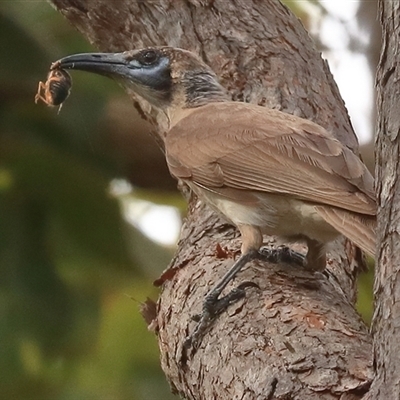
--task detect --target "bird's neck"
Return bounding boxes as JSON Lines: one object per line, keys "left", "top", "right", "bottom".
{"left": 181, "top": 70, "right": 230, "bottom": 108}
{"left": 165, "top": 71, "right": 229, "bottom": 130}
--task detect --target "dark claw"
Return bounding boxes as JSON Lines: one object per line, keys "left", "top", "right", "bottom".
{"left": 210, "top": 284, "right": 248, "bottom": 315}
{"left": 183, "top": 275, "right": 259, "bottom": 361}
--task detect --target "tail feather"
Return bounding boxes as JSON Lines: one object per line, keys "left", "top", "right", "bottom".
{"left": 316, "top": 206, "right": 376, "bottom": 257}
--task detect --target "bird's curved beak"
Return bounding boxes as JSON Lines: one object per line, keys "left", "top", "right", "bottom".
{"left": 53, "top": 52, "right": 129, "bottom": 78}
{"left": 53, "top": 51, "right": 172, "bottom": 107}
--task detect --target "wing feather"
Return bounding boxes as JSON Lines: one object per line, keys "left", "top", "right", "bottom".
{"left": 166, "top": 102, "right": 375, "bottom": 216}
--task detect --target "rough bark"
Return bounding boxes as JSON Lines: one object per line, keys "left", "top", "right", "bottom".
{"left": 49, "top": 0, "right": 373, "bottom": 398}
{"left": 366, "top": 1, "right": 400, "bottom": 399}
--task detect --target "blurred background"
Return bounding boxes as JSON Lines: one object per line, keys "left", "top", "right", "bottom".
{"left": 0, "top": 1, "right": 379, "bottom": 399}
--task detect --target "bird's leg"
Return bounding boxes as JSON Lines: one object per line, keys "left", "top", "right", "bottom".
{"left": 183, "top": 248, "right": 259, "bottom": 356}
{"left": 200, "top": 248, "right": 260, "bottom": 314}
{"left": 200, "top": 246, "right": 306, "bottom": 317}
{"left": 184, "top": 224, "right": 307, "bottom": 358}
{"left": 183, "top": 245, "right": 307, "bottom": 358}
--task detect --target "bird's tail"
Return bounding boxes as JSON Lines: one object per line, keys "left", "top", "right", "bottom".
{"left": 316, "top": 206, "right": 376, "bottom": 257}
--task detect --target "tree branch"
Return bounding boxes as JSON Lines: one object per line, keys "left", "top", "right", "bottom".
{"left": 49, "top": 0, "right": 373, "bottom": 398}
{"left": 366, "top": 1, "right": 400, "bottom": 399}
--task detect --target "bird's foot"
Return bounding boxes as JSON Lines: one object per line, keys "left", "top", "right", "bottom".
{"left": 181, "top": 250, "right": 259, "bottom": 362}
{"left": 181, "top": 247, "right": 304, "bottom": 362}
{"left": 183, "top": 281, "right": 257, "bottom": 360}
{"left": 259, "top": 245, "right": 305, "bottom": 266}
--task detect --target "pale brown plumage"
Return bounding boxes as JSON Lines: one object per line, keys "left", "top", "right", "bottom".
{"left": 56, "top": 47, "right": 376, "bottom": 351}
{"left": 56, "top": 47, "right": 376, "bottom": 271}
{"left": 166, "top": 102, "right": 375, "bottom": 266}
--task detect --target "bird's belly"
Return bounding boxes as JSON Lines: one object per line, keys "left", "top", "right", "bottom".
{"left": 200, "top": 190, "right": 339, "bottom": 244}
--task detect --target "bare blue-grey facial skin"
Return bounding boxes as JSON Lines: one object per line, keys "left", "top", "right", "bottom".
{"left": 56, "top": 50, "right": 173, "bottom": 105}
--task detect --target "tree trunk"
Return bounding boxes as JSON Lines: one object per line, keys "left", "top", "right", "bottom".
{"left": 366, "top": 1, "right": 400, "bottom": 399}
{"left": 50, "top": 0, "right": 373, "bottom": 398}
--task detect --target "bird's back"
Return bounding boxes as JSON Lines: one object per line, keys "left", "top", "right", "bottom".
{"left": 166, "top": 102, "right": 375, "bottom": 215}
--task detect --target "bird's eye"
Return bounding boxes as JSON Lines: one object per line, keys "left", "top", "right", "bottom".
{"left": 138, "top": 50, "right": 159, "bottom": 66}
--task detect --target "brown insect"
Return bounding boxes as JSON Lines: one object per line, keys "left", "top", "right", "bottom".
{"left": 35, "top": 67, "right": 72, "bottom": 113}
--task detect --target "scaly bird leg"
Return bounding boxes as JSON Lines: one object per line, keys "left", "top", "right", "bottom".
{"left": 182, "top": 246, "right": 305, "bottom": 361}
{"left": 182, "top": 249, "right": 259, "bottom": 360}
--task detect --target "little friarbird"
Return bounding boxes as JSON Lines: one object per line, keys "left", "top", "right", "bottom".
{"left": 54, "top": 47, "right": 376, "bottom": 349}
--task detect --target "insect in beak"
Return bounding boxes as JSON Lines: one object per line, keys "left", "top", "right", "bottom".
{"left": 35, "top": 67, "right": 72, "bottom": 113}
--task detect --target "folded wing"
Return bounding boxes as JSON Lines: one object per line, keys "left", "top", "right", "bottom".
{"left": 166, "top": 102, "right": 376, "bottom": 254}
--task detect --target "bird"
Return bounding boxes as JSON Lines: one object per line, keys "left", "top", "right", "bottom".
{"left": 54, "top": 47, "right": 376, "bottom": 348}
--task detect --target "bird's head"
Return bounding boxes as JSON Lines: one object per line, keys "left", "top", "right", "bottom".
{"left": 54, "top": 47, "right": 228, "bottom": 113}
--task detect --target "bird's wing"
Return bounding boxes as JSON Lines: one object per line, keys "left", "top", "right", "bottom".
{"left": 166, "top": 102, "right": 375, "bottom": 215}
